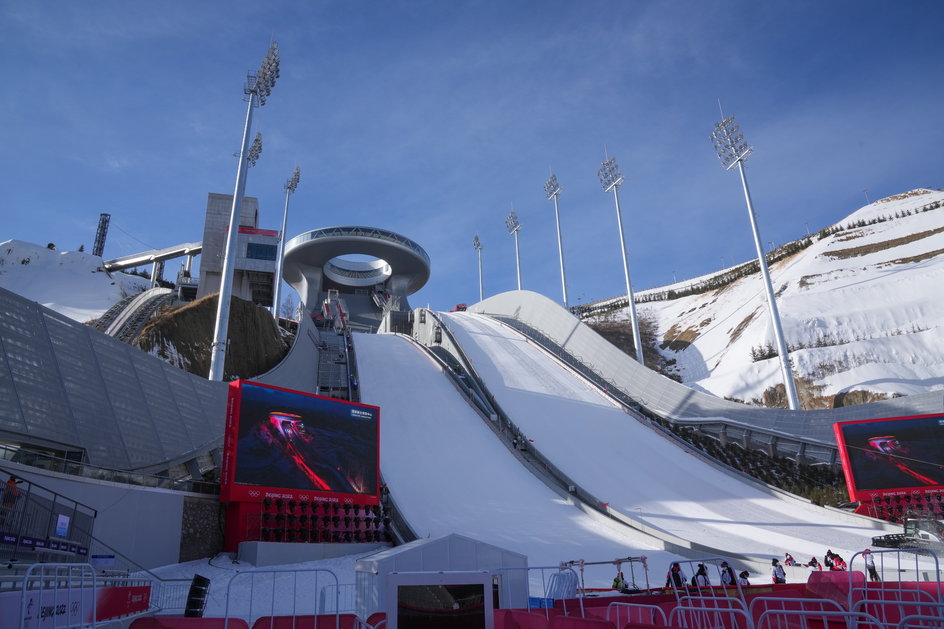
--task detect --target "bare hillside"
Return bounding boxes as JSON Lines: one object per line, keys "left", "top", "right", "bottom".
{"left": 135, "top": 293, "right": 293, "bottom": 381}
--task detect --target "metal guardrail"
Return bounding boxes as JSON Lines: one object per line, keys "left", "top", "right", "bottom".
{"left": 91, "top": 293, "right": 137, "bottom": 332}
{"left": 489, "top": 312, "right": 839, "bottom": 464}
{"left": 113, "top": 289, "right": 175, "bottom": 343}
{"left": 223, "top": 567, "right": 341, "bottom": 623}
{"left": 0, "top": 445, "right": 219, "bottom": 495}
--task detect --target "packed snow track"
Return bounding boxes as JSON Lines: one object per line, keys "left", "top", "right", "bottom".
{"left": 354, "top": 332, "right": 680, "bottom": 589}
{"left": 440, "top": 312, "right": 889, "bottom": 565}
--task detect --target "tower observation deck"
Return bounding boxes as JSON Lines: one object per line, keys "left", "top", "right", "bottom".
{"left": 282, "top": 226, "right": 430, "bottom": 330}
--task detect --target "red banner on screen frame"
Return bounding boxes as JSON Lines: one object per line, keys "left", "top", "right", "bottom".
{"left": 834, "top": 412, "right": 944, "bottom": 503}
{"left": 220, "top": 380, "right": 381, "bottom": 507}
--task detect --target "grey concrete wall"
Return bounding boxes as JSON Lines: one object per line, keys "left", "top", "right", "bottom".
{"left": 196, "top": 193, "right": 260, "bottom": 298}
{"left": 6, "top": 462, "right": 191, "bottom": 570}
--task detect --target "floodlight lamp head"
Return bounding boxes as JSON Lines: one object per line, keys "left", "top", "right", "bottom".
{"left": 247, "top": 42, "right": 280, "bottom": 106}
{"left": 505, "top": 211, "right": 521, "bottom": 234}
{"left": 544, "top": 174, "right": 561, "bottom": 200}
{"left": 247, "top": 132, "right": 263, "bottom": 166}
{"left": 472, "top": 234, "right": 482, "bottom": 251}
{"left": 711, "top": 114, "right": 752, "bottom": 170}
{"left": 285, "top": 166, "right": 301, "bottom": 193}
{"left": 597, "top": 156, "right": 624, "bottom": 191}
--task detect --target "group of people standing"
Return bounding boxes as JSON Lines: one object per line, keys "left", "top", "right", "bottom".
{"left": 659, "top": 548, "right": 881, "bottom": 591}
{"left": 809, "top": 549, "right": 879, "bottom": 581}
{"left": 663, "top": 561, "right": 750, "bottom": 589}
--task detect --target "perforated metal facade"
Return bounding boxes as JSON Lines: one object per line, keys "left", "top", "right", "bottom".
{"left": 0, "top": 286, "right": 227, "bottom": 469}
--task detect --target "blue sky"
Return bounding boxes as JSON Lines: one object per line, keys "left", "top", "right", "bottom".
{"left": 3, "top": 1, "right": 942, "bottom": 311}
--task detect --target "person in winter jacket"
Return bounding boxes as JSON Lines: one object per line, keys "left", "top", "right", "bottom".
{"left": 737, "top": 570, "right": 751, "bottom": 586}
{"left": 720, "top": 561, "right": 737, "bottom": 586}
{"left": 665, "top": 563, "right": 684, "bottom": 588}
{"left": 771, "top": 558, "right": 786, "bottom": 584}
{"left": 808, "top": 557, "right": 822, "bottom": 571}
{"left": 863, "top": 549, "right": 880, "bottom": 582}
{"left": 692, "top": 563, "right": 710, "bottom": 587}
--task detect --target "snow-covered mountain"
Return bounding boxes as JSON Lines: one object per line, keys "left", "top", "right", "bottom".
{"left": 4, "top": 189, "right": 943, "bottom": 409}
{"left": 0, "top": 239, "right": 149, "bottom": 322}
{"left": 587, "top": 189, "right": 944, "bottom": 407}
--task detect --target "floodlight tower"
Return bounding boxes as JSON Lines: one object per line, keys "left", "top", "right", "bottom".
{"left": 711, "top": 109, "right": 800, "bottom": 410}
{"left": 209, "top": 41, "right": 280, "bottom": 382}
{"left": 544, "top": 173, "right": 569, "bottom": 308}
{"left": 472, "top": 234, "right": 484, "bottom": 302}
{"left": 92, "top": 213, "right": 111, "bottom": 258}
{"left": 506, "top": 209, "right": 522, "bottom": 290}
{"left": 597, "top": 155, "right": 644, "bottom": 364}
{"left": 272, "top": 166, "right": 301, "bottom": 319}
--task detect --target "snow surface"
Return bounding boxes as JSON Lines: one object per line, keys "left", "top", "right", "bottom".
{"left": 354, "top": 332, "right": 680, "bottom": 590}
{"left": 442, "top": 312, "right": 891, "bottom": 566}
{"left": 0, "top": 239, "right": 149, "bottom": 322}
{"left": 150, "top": 550, "right": 378, "bottom": 620}
{"left": 600, "top": 189, "right": 944, "bottom": 403}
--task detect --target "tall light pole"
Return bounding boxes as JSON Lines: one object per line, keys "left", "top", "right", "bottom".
{"left": 711, "top": 109, "right": 800, "bottom": 410}
{"left": 545, "top": 173, "right": 569, "bottom": 308}
{"left": 208, "top": 42, "right": 280, "bottom": 382}
{"left": 272, "top": 165, "right": 300, "bottom": 320}
{"left": 505, "top": 209, "right": 522, "bottom": 290}
{"left": 472, "top": 234, "right": 484, "bottom": 302}
{"left": 597, "top": 155, "right": 644, "bottom": 364}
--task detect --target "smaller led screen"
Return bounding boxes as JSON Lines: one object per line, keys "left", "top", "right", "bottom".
{"left": 221, "top": 380, "right": 380, "bottom": 505}
{"left": 834, "top": 413, "right": 944, "bottom": 501}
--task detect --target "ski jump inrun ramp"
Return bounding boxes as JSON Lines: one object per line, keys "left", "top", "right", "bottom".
{"left": 353, "top": 312, "right": 894, "bottom": 588}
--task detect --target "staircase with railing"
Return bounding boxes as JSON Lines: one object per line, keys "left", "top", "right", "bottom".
{"left": 0, "top": 468, "right": 96, "bottom": 568}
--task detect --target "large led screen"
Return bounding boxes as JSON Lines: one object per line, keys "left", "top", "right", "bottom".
{"left": 220, "top": 380, "right": 380, "bottom": 505}
{"left": 834, "top": 413, "right": 944, "bottom": 502}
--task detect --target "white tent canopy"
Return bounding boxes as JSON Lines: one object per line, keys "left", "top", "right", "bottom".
{"left": 355, "top": 533, "right": 528, "bottom": 619}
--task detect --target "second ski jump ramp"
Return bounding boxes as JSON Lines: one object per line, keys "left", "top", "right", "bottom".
{"left": 441, "top": 311, "right": 896, "bottom": 565}
{"left": 354, "top": 332, "right": 683, "bottom": 589}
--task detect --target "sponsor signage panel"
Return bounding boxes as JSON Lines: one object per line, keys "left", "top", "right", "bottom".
{"left": 0, "top": 585, "right": 149, "bottom": 629}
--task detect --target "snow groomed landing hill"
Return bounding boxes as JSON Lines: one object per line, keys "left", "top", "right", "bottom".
{"left": 0, "top": 239, "right": 149, "bottom": 322}
{"left": 354, "top": 332, "right": 684, "bottom": 589}
{"left": 441, "top": 312, "right": 894, "bottom": 566}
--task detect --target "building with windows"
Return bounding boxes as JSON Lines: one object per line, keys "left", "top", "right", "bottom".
{"left": 196, "top": 192, "right": 279, "bottom": 307}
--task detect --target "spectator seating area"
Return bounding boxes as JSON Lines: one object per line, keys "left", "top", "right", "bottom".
{"left": 667, "top": 425, "right": 942, "bottom": 527}
{"left": 659, "top": 424, "right": 848, "bottom": 508}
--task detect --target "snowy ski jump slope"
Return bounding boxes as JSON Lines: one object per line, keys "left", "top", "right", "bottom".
{"left": 441, "top": 312, "right": 893, "bottom": 566}
{"left": 354, "top": 332, "right": 681, "bottom": 589}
